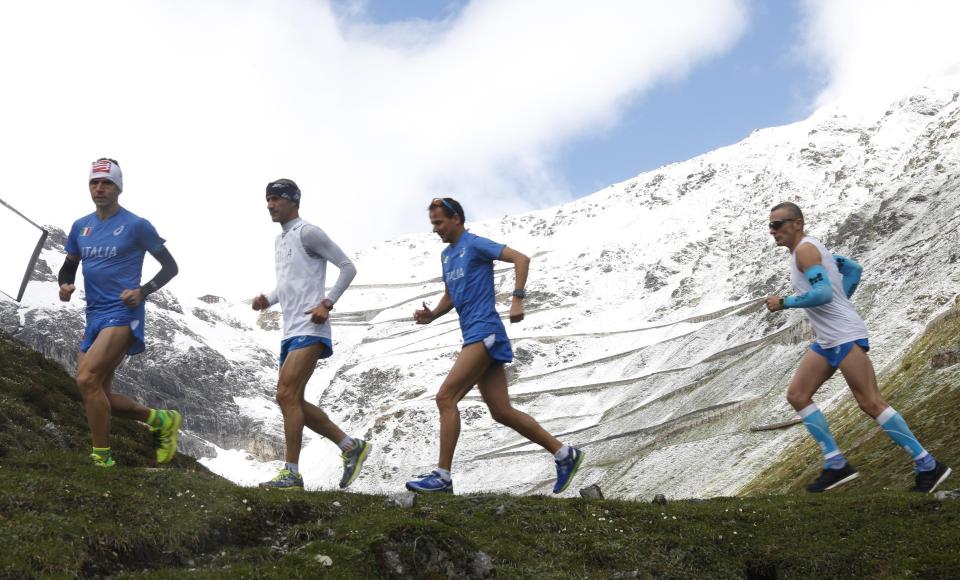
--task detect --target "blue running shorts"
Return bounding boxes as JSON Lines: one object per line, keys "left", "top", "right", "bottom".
{"left": 468, "top": 332, "right": 513, "bottom": 364}
{"left": 279, "top": 335, "right": 333, "bottom": 368}
{"left": 80, "top": 310, "right": 146, "bottom": 355}
{"left": 811, "top": 338, "right": 870, "bottom": 369}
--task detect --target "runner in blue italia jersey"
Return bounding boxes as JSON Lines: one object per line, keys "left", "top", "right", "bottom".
{"left": 765, "top": 202, "right": 950, "bottom": 493}
{"left": 58, "top": 159, "right": 181, "bottom": 468}
{"left": 405, "top": 197, "right": 584, "bottom": 495}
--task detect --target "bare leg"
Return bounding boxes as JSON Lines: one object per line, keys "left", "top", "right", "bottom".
{"left": 838, "top": 345, "right": 888, "bottom": 418}
{"left": 102, "top": 367, "right": 151, "bottom": 422}
{"left": 75, "top": 326, "right": 134, "bottom": 448}
{"left": 303, "top": 402, "right": 348, "bottom": 443}
{"left": 478, "top": 363, "right": 562, "bottom": 454}
{"left": 786, "top": 349, "right": 836, "bottom": 411}
{"left": 435, "top": 343, "right": 493, "bottom": 470}
{"left": 276, "top": 344, "right": 346, "bottom": 464}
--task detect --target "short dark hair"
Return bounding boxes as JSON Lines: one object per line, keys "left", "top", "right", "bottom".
{"left": 428, "top": 197, "right": 466, "bottom": 224}
{"left": 770, "top": 201, "right": 803, "bottom": 221}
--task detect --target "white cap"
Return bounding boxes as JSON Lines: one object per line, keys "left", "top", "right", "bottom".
{"left": 89, "top": 158, "right": 123, "bottom": 191}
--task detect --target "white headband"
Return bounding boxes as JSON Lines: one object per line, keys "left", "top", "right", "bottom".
{"left": 89, "top": 159, "right": 123, "bottom": 191}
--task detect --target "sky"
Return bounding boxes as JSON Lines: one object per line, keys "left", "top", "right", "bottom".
{"left": 2, "top": 0, "right": 960, "bottom": 300}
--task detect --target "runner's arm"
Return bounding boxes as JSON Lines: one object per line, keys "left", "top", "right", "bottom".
{"left": 266, "top": 290, "right": 279, "bottom": 307}
{"left": 498, "top": 246, "right": 529, "bottom": 323}
{"left": 58, "top": 255, "right": 80, "bottom": 286}
{"left": 58, "top": 255, "right": 80, "bottom": 302}
{"left": 302, "top": 225, "right": 357, "bottom": 305}
{"left": 783, "top": 244, "right": 832, "bottom": 309}
{"left": 416, "top": 288, "right": 454, "bottom": 324}
{"left": 139, "top": 246, "right": 179, "bottom": 297}
{"left": 833, "top": 254, "right": 862, "bottom": 298}
{"left": 498, "top": 246, "right": 529, "bottom": 292}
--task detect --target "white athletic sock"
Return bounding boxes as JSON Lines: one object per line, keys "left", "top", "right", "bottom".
{"left": 338, "top": 436, "right": 355, "bottom": 452}
{"left": 286, "top": 462, "right": 299, "bottom": 474}
{"left": 434, "top": 468, "right": 452, "bottom": 481}
{"left": 554, "top": 445, "right": 572, "bottom": 461}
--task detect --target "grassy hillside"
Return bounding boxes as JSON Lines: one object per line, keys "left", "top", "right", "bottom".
{"left": 744, "top": 303, "right": 960, "bottom": 495}
{"left": 2, "top": 331, "right": 959, "bottom": 578}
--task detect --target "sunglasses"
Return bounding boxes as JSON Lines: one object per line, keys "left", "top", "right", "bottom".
{"left": 768, "top": 218, "right": 797, "bottom": 230}
{"left": 430, "top": 197, "right": 460, "bottom": 218}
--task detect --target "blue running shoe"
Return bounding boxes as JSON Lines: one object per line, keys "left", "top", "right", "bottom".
{"left": 553, "top": 447, "right": 584, "bottom": 494}
{"left": 405, "top": 471, "right": 454, "bottom": 494}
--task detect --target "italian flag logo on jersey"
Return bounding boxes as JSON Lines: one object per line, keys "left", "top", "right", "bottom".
{"left": 81, "top": 227, "right": 93, "bottom": 236}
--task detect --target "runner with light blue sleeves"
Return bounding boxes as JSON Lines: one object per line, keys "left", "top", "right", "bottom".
{"left": 765, "top": 202, "right": 950, "bottom": 494}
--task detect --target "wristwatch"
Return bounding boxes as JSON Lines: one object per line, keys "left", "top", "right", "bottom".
{"left": 512, "top": 288, "right": 526, "bottom": 299}
{"left": 321, "top": 298, "right": 334, "bottom": 310}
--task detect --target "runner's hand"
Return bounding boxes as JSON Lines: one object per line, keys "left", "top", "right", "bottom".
{"left": 252, "top": 294, "right": 269, "bottom": 311}
{"left": 305, "top": 303, "right": 330, "bottom": 324}
{"left": 59, "top": 284, "right": 76, "bottom": 302}
{"left": 509, "top": 298, "right": 524, "bottom": 323}
{"left": 765, "top": 295, "right": 784, "bottom": 312}
{"left": 414, "top": 301, "right": 433, "bottom": 325}
{"left": 120, "top": 288, "right": 143, "bottom": 308}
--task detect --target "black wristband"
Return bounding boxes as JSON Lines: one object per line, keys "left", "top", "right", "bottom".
{"left": 58, "top": 258, "right": 79, "bottom": 286}
{"left": 140, "top": 280, "right": 159, "bottom": 297}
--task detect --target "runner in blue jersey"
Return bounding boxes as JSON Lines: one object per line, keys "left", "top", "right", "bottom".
{"left": 58, "top": 158, "right": 181, "bottom": 468}
{"left": 406, "top": 197, "right": 584, "bottom": 495}
{"left": 765, "top": 202, "right": 950, "bottom": 493}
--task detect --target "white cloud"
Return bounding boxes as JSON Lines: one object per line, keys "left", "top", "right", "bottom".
{"left": 0, "top": 0, "right": 746, "bottom": 298}
{"left": 800, "top": 0, "right": 960, "bottom": 109}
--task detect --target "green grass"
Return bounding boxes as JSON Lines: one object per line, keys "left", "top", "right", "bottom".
{"left": 1, "top": 453, "right": 959, "bottom": 578}
{"left": 3, "top": 326, "right": 960, "bottom": 578}
{"left": 744, "top": 306, "right": 960, "bottom": 496}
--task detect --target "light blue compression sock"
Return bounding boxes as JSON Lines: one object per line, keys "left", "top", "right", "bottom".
{"left": 799, "top": 403, "right": 846, "bottom": 468}
{"left": 875, "top": 407, "right": 934, "bottom": 471}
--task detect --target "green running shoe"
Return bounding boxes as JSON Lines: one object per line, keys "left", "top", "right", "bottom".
{"left": 91, "top": 451, "right": 115, "bottom": 468}
{"left": 339, "top": 439, "right": 371, "bottom": 489}
{"left": 259, "top": 468, "right": 304, "bottom": 490}
{"left": 152, "top": 410, "right": 182, "bottom": 464}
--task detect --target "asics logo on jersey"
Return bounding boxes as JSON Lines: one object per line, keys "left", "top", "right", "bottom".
{"left": 459, "top": 248, "right": 466, "bottom": 258}
{"left": 113, "top": 225, "right": 125, "bottom": 236}
{"left": 82, "top": 246, "right": 118, "bottom": 259}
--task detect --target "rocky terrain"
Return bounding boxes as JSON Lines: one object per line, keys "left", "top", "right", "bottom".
{"left": 4, "top": 75, "right": 959, "bottom": 499}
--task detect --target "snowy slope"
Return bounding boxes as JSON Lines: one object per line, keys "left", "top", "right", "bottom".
{"left": 5, "top": 76, "right": 959, "bottom": 500}
{"left": 208, "top": 76, "right": 960, "bottom": 499}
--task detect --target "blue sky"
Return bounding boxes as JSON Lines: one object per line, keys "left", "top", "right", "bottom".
{"left": 3, "top": 0, "right": 957, "bottom": 297}
{"left": 356, "top": 0, "right": 821, "bottom": 196}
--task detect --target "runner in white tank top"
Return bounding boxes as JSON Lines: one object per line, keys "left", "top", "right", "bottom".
{"left": 765, "top": 202, "right": 949, "bottom": 494}
{"left": 789, "top": 235, "right": 867, "bottom": 349}
{"left": 251, "top": 179, "right": 371, "bottom": 491}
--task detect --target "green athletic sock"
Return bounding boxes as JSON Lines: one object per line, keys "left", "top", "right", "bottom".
{"left": 146, "top": 409, "right": 165, "bottom": 429}
{"left": 92, "top": 447, "right": 112, "bottom": 459}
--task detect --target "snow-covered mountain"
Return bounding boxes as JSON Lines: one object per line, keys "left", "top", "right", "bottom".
{"left": 5, "top": 76, "right": 959, "bottom": 499}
